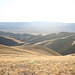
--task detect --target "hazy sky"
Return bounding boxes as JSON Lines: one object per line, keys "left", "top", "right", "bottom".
{"left": 0, "top": 0, "right": 75, "bottom": 23}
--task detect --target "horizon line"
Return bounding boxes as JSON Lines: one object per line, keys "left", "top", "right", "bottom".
{"left": 0, "top": 21, "right": 75, "bottom": 23}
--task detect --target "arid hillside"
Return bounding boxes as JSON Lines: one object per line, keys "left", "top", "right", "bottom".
{"left": 0, "top": 44, "right": 75, "bottom": 75}
{"left": 0, "top": 54, "right": 75, "bottom": 75}
{"left": 0, "top": 31, "right": 75, "bottom": 55}
{"left": 0, "top": 44, "right": 33, "bottom": 55}
{"left": 0, "top": 36, "right": 25, "bottom": 46}
{"left": 33, "top": 33, "right": 75, "bottom": 55}
{"left": 0, "top": 31, "right": 75, "bottom": 75}
{"left": 12, "top": 45, "right": 60, "bottom": 56}
{"left": 0, "top": 44, "right": 60, "bottom": 56}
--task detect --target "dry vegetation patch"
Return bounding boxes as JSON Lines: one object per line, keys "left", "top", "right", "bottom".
{"left": 0, "top": 55, "right": 75, "bottom": 75}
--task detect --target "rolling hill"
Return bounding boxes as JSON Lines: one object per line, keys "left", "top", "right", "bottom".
{"left": 0, "top": 36, "right": 25, "bottom": 46}
{"left": 0, "top": 33, "right": 60, "bottom": 56}
{"left": 25, "top": 32, "right": 74, "bottom": 44}
{"left": 0, "top": 31, "right": 42, "bottom": 42}
{"left": 12, "top": 45, "right": 61, "bottom": 56}
{"left": 0, "top": 31, "right": 75, "bottom": 55}
{"left": 34, "top": 34, "right": 75, "bottom": 55}
{"left": 0, "top": 44, "right": 60, "bottom": 56}
{"left": 0, "top": 44, "right": 33, "bottom": 55}
{"left": 0, "top": 23, "right": 75, "bottom": 75}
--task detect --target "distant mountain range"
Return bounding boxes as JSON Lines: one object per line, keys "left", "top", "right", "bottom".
{"left": 0, "top": 22, "right": 75, "bottom": 34}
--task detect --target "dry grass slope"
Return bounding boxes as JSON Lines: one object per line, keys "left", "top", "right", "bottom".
{"left": 0, "top": 36, "right": 25, "bottom": 46}
{"left": 0, "top": 43, "right": 75, "bottom": 75}
{"left": 0, "top": 55, "right": 75, "bottom": 75}
{"left": 34, "top": 35, "right": 75, "bottom": 55}
{"left": 0, "top": 44, "right": 33, "bottom": 55}
{"left": 13, "top": 45, "right": 61, "bottom": 56}
{"left": 0, "top": 44, "right": 60, "bottom": 56}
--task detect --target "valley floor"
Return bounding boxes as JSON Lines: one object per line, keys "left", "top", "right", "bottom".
{"left": 0, "top": 54, "right": 75, "bottom": 75}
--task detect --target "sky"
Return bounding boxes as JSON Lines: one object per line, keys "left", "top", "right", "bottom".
{"left": 0, "top": 0, "right": 75, "bottom": 23}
